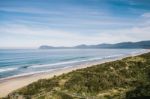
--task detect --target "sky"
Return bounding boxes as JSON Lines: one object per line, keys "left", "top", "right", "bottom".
{"left": 0, "top": 0, "right": 150, "bottom": 48}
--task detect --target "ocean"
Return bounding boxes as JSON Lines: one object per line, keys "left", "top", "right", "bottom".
{"left": 0, "top": 49, "right": 147, "bottom": 79}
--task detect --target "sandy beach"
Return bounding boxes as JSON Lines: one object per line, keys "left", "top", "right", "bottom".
{"left": 0, "top": 51, "right": 149, "bottom": 98}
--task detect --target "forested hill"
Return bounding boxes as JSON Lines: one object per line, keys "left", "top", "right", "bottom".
{"left": 39, "top": 40, "right": 150, "bottom": 49}
{"left": 5, "top": 52, "right": 150, "bottom": 99}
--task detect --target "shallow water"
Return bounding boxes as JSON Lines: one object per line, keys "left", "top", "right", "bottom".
{"left": 0, "top": 49, "right": 146, "bottom": 79}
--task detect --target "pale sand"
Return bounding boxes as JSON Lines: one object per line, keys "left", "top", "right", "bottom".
{"left": 0, "top": 51, "right": 149, "bottom": 98}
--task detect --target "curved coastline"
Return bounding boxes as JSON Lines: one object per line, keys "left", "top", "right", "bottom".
{"left": 0, "top": 50, "right": 149, "bottom": 97}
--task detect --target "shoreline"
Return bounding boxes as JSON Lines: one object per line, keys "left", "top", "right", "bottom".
{"left": 0, "top": 50, "right": 149, "bottom": 97}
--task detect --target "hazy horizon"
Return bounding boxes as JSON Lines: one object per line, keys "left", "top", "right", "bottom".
{"left": 1, "top": 0, "right": 150, "bottom": 48}
{"left": 0, "top": 40, "right": 149, "bottom": 49}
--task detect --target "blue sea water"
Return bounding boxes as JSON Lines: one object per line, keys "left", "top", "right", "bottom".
{"left": 0, "top": 49, "right": 147, "bottom": 79}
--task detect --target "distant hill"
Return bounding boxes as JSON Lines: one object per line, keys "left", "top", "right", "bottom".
{"left": 39, "top": 40, "right": 150, "bottom": 49}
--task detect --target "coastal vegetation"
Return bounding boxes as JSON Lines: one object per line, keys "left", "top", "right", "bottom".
{"left": 4, "top": 52, "right": 150, "bottom": 99}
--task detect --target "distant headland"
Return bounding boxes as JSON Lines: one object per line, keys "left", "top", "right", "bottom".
{"left": 39, "top": 40, "right": 150, "bottom": 49}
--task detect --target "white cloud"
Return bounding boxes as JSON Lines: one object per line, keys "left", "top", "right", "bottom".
{"left": 1, "top": 13, "right": 150, "bottom": 45}
{"left": 0, "top": 11, "right": 150, "bottom": 48}
{"left": 1, "top": 21, "right": 149, "bottom": 48}
{"left": 0, "top": 7, "right": 62, "bottom": 15}
{"left": 142, "top": 12, "right": 150, "bottom": 18}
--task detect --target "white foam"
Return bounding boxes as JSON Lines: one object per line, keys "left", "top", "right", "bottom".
{"left": 29, "top": 54, "right": 124, "bottom": 69}
{"left": 30, "top": 58, "right": 103, "bottom": 68}
{"left": 0, "top": 68, "right": 17, "bottom": 73}
{"left": 0, "top": 68, "right": 58, "bottom": 81}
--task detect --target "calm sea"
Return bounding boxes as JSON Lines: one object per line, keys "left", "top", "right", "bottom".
{"left": 0, "top": 49, "right": 146, "bottom": 79}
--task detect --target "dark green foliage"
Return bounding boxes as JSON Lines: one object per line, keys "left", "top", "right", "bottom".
{"left": 56, "top": 92, "right": 74, "bottom": 99}
{"left": 126, "top": 84, "right": 150, "bottom": 99}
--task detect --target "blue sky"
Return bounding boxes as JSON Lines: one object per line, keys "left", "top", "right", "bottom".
{"left": 0, "top": 0, "right": 150, "bottom": 48}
